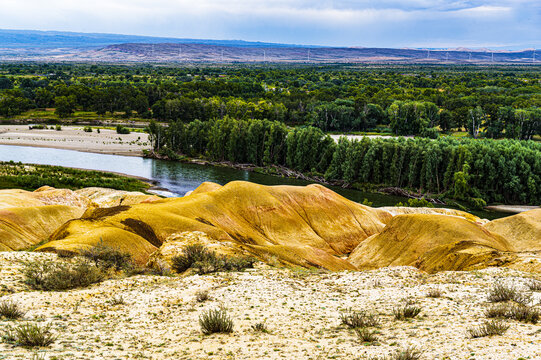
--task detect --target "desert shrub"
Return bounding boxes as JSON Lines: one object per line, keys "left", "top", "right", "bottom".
{"left": 340, "top": 309, "right": 380, "bottom": 328}
{"left": 2, "top": 323, "right": 57, "bottom": 347}
{"left": 195, "top": 290, "right": 210, "bottom": 303}
{"left": 487, "top": 283, "right": 531, "bottom": 305}
{"left": 0, "top": 300, "right": 25, "bottom": 320}
{"left": 171, "top": 244, "right": 255, "bottom": 274}
{"left": 485, "top": 304, "right": 509, "bottom": 318}
{"left": 393, "top": 301, "right": 421, "bottom": 320}
{"left": 23, "top": 258, "right": 104, "bottom": 291}
{"left": 251, "top": 322, "right": 269, "bottom": 333}
{"left": 508, "top": 304, "right": 540, "bottom": 324}
{"left": 55, "top": 124, "right": 61, "bottom": 131}
{"left": 83, "top": 126, "right": 92, "bottom": 132}
{"left": 199, "top": 308, "right": 234, "bottom": 335}
{"left": 80, "top": 240, "right": 132, "bottom": 271}
{"left": 468, "top": 320, "right": 509, "bottom": 338}
{"left": 390, "top": 347, "right": 423, "bottom": 360}
{"left": 527, "top": 279, "right": 541, "bottom": 291}
{"left": 355, "top": 327, "right": 379, "bottom": 344}
{"left": 426, "top": 288, "right": 442, "bottom": 298}
{"left": 485, "top": 303, "right": 539, "bottom": 323}
{"left": 107, "top": 295, "right": 125, "bottom": 306}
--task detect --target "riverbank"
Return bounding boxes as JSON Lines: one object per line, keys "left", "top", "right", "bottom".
{"left": 0, "top": 125, "right": 149, "bottom": 157}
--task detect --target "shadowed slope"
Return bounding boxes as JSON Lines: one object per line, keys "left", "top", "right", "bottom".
{"left": 348, "top": 214, "right": 512, "bottom": 273}
{"left": 37, "top": 181, "right": 390, "bottom": 270}
{"left": 483, "top": 209, "right": 541, "bottom": 251}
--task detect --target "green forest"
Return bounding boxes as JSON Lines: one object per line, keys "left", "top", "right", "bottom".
{"left": 0, "top": 63, "right": 539, "bottom": 139}
{"left": 1, "top": 63, "right": 540, "bottom": 206}
{"left": 147, "top": 117, "right": 541, "bottom": 206}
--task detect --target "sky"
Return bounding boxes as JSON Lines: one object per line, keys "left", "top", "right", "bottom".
{"left": 0, "top": 0, "right": 539, "bottom": 49}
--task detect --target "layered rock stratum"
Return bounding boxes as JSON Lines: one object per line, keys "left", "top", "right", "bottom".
{"left": 1, "top": 181, "right": 540, "bottom": 273}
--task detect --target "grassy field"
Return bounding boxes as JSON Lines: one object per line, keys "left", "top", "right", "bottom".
{"left": 0, "top": 161, "right": 151, "bottom": 192}
{"left": 0, "top": 108, "right": 149, "bottom": 124}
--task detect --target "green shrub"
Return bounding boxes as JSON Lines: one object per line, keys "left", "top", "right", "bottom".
{"left": 340, "top": 309, "right": 380, "bottom": 328}
{"left": 251, "top": 322, "right": 269, "bottom": 333}
{"left": 23, "top": 258, "right": 104, "bottom": 291}
{"left": 199, "top": 308, "right": 234, "bottom": 335}
{"left": 2, "top": 323, "right": 57, "bottom": 347}
{"left": 195, "top": 290, "right": 210, "bottom": 303}
{"left": 116, "top": 125, "right": 130, "bottom": 134}
{"left": 80, "top": 240, "right": 132, "bottom": 271}
{"left": 487, "top": 283, "right": 531, "bottom": 305}
{"left": 171, "top": 244, "right": 255, "bottom": 274}
{"left": 468, "top": 320, "right": 509, "bottom": 338}
{"left": 55, "top": 124, "right": 61, "bottom": 131}
{"left": 0, "top": 300, "right": 25, "bottom": 320}
{"left": 393, "top": 301, "right": 421, "bottom": 320}
{"left": 355, "top": 327, "right": 379, "bottom": 344}
{"left": 487, "top": 303, "right": 540, "bottom": 324}
{"left": 83, "top": 126, "right": 92, "bottom": 132}
{"left": 395, "top": 198, "right": 434, "bottom": 208}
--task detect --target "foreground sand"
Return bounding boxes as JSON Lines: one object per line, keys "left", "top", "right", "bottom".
{"left": 1, "top": 252, "right": 540, "bottom": 360}
{"left": 0, "top": 125, "right": 150, "bottom": 156}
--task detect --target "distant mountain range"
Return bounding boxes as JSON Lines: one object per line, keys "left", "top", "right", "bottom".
{"left": 0, "top": 29, "right": 538, "bottom": 64}
{"left": 0, "top": 29, "right": 311, "bottom": 48}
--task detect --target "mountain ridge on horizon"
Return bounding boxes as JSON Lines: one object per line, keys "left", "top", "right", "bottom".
{"left": 0, "top": 29, "right": 537, "bottom": 52}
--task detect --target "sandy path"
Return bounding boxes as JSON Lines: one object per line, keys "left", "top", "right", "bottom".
{"left": 1, "top": 252, "right": 540, "bottom": 360}
{"left": 0, "top": 125, "right": 150, "bottom": 156}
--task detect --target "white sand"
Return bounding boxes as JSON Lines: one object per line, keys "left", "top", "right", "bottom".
{"left": 1, "top": 252, "right": 540, "bottom": 360}
{"left": 0, "top": 125, "right": 150, "bottom": 156}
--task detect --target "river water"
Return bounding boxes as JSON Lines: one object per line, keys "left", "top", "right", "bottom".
{"left": 0, "top": 144, "right": 507, "bottom": 218}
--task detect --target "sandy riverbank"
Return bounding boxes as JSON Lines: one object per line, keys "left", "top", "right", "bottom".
{"left": 0, "top": 125, "right": 150, "bottom": 156}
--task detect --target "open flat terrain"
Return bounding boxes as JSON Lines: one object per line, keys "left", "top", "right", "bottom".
{"left": 0, "top": 126, "right": 150, "bottom": 156}
{"left": 1, "top": 252, "right": 540, "bottom": 360}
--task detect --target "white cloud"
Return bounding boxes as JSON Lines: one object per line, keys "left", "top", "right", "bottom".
{"left": 0, "top": 0, "right": 538, "bottom": 47}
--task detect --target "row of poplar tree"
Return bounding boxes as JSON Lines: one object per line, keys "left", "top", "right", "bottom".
{"left": 148, "top": 117, "right": 541, "bottom": 205}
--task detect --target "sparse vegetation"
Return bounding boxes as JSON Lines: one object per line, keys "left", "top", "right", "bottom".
{"left": 393, "top": 301, "right": 421, "bottom": 320}
{"left": 80, "top": 240, "right": 132, "bottom": 271}
{"left": 527, "top": 279, "right": 541, "bottom": 291}
{"left": 486, "top": 303, "right": 539, "bottom": 324}
{"left": 355, "top": 327, "right": 379, "bottom": 344}
{"left": 23, "top": 258, "right": 104, "bottom": 291}
{"left": 487, "top": 283, "right": 531, "bottom": 305}
{"left": 171, "top": 244, "right": 255, "bottom": 275}
{"left": 0, "top": 161, "right": 149, "bottom": 192}
{"left": 251, "top": 322, "right": 269, "bottom": 333}
{"left": 0, "top": 300, "right": 25, "bottom": 320}
{"left": 468, "top": 320, "right": 509, "bottom": 338}
{"left": 195, "top": 290, "right": 210, "bottom": 303}
{"left": 2, "top": 323, "right": 57, "bottom": 347}
{"left": 199, "top": 308, "right": 234, "bottom": 335}
{"left": 426, "top": 288, "right": 442, "bottom": 298}
{"left": 107, "top": 295, "right": 126, "bottom": 306}
{"left": 340, "top": 309, "right": 380, "bottom": 328}
{"left": 371, "top": 347, "right": 424, "bottom": 360}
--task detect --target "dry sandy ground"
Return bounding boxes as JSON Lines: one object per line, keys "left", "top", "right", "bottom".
{"left": 0, "top": 125, "right": 150, "bottom": 156}
{"left": 1, "top": 252, "right": 541, "bottom": 360}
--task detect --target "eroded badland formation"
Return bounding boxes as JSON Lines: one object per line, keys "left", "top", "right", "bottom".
{"left": 1, "top": 182, "right": 541, "bottom": 359}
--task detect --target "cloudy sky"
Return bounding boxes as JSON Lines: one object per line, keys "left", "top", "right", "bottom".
{"left": 1, "top": 0, "right": 539, "bottom": 48}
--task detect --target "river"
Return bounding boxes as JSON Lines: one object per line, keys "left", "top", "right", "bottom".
{"left": 0, "top": 144, "right": 507, "bottom": 219}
